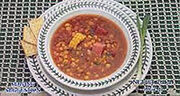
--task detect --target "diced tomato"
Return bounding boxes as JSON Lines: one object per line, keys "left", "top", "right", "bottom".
{"left": 95, "top": 26, "right": 108, "bottom": 35}
{"left": 92, "top": 42, "right": 105, "bottom": 56}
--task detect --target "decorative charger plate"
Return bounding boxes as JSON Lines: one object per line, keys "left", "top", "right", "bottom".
{"left": 38, "top": 0, "right": 141, "bottom": 90}
{"left": 26, "top": 0, "right": 152, "bottom": 95}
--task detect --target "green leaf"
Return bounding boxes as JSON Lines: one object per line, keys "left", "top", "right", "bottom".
{"left": 141, "top": 15, "right": 150, "bottom": 41}
{"left": 136, "top": 15, "right": 150, "bottom": 80}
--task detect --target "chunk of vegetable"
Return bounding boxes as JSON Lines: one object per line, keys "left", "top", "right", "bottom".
{"left": 69, "top": 33, "right": 86, "bottom": 49}
{"left": 92, "top": 42, "right": 105, "bottom": 56}
{"left": 95, "top": 26, "right": 108, "bottom": 35}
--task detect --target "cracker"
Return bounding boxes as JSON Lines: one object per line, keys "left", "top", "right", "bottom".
{"left": 20, "top": 40, "right": 37, "bottom": 57}
{"left": 23, "top": 26, "right": 37, "bottom": 45}
{"left": 28, "top": 17, "right": 44, "bottom": 39}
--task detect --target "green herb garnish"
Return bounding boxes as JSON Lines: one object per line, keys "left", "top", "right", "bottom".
{"left": 136, "top": 15, "right": 150, "bottom": 79}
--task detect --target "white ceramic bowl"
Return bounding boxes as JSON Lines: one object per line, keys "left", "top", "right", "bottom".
{"left": 38, "top": 0, "right": 140, "bottom": 90}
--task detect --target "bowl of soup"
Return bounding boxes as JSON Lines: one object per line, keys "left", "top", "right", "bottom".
{"left": 38, "top": 1, "right": 140, "bottom": 90}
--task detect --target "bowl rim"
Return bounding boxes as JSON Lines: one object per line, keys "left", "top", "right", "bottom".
{"left": 38, "top": 0, "right": 141, "bottom": 90}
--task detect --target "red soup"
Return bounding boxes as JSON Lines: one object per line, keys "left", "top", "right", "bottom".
{"left": 51, "top": 14, "right": 127, "bottom": 80}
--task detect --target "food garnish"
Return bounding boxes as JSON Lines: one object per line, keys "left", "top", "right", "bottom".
{"left": 136, "top": 15, "right": 150, "bottom": 79}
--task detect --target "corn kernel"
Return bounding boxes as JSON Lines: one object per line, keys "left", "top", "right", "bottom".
{"left": 90, "top": 62, "right": 94, "bottom": 66}
{"left": 64, "top": 55, "right": 68, "bottom": 59}
{"left": 72, "top": 32, "right": 76, "bottom": 36}
{"left": 71, "top": 62, "right": 76, "bottom": 67}
{"left": 66, "top": 69, "right": 70, "bottom": 72}
{"left": 98, "top": 38, "right": 101, "bottom": 41}
{"left": 95, "top": 74, "right": 99, "bottom": 77}
{"left": 63, "top": 59, "right": 68, "bottom": 64}
{"left": 87, "top": 42, "right": 92, "bottom": 45}
{"left": 59, "top": 58, "right": 63, "bottom": 62}
{"left": 105, "top": 64, "right": 111, "bottom": 68}
{"left": 69, "top": 72, "right": 73, "bottom": 76}
{"left": 59, "top": 47, "right": 63, "bottom": 51}
{"left": 103, "top": 60, "right": 107, "bottom": 64}
{"left": 91, "top": 40, "right": 95, "bottom": 43}
{"left": 88, "top": 35, "right": 92, "bottom": 39}
{"left": 71, "top": 58, "right": 75, "bottom": 61}
{"left": 76, "top": 51, "right": 80, "bottom": 55}
{"left": 65, "top": 23, "right": 71, "bottom": 27}
{"left": 75, "top": 59, "right": 79, "bottom": 63}
{"left": 94, "top": 35, "right": 98, "bottom": 39}
{"left": 77, "top": 74, "right": 81, "bottom": 77}
{"left": 64, "top": 51, "right": 69, "bottom": 54}
{"left": 84, "top": 76, "right": 89, "bottom": 80}
{"left": 57, "top": 64, "right": 60, "bottom": 67}
{"left": 88, "top": 21, "right": 94, "bottom": 25}
{"left": 66, "top": 27, "right": 72, "bottom": 31}
{"left": 86, "top": 72, "right": 90, "bottom": 75}
{"left": 107, "top": 44, "right": 111, "bottom": 48}
{"left": 110, "top": 34, "right": 114, "bottom": 38}
{"left": 84, "top": 43, "right": 88, "bottom": 47}
{"left": 78, "top": 69, "right": 83, "bottom": 72}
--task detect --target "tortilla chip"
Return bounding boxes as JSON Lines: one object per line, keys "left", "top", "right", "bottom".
{"left": 23, "top": 26, "right": 37, "bottom": 45}
{"left": 20, "top": 40, "right": 37, "bottom": 57}
{"left": 28, "top": 17, "right": 43, "bottom": 39}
